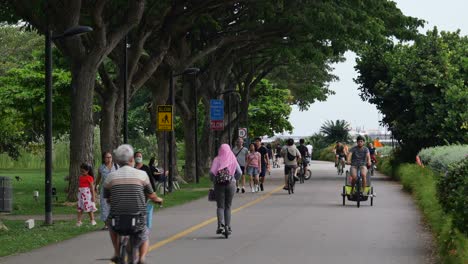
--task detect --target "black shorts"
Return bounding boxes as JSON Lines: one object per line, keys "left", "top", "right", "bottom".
{"left": 259, "top": 163, "right": 267, "bottom": 177}
{"left": 240, "top": 166, "right": 245, "bottom": 174}
{"left": 284, "top": 165, "right": 297, "bottom": 175}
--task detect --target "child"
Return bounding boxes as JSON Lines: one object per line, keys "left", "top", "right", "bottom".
{"left": 246, "top": 143, "right": 261, "bottom": 193}
{"left": 77, "top": 163, "right": 97, "bottom": 227}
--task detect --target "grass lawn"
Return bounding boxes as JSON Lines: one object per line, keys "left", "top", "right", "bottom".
{"left": 0, "top": 168, "right": 212, "bottom": 257}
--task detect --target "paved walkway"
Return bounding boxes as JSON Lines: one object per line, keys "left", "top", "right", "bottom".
{"left": 0, "top": 161, "right": 436, "bottom": 264}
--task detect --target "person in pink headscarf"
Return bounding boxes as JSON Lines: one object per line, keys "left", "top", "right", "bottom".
{"left": 210, "top": 144, "right": 242, "bottom": 235}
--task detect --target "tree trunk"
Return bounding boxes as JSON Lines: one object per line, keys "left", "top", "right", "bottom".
{"left": 198, "top": 98, "right": 216, "bottom": 174}
{"left": 99, "top": 90, "right": 119, "bottom": 154}
{"left": 67, "top": 62, "right": 97, "bottom": 201}
{"left": 180, "top": 108, "right": 196, "bottom": 182}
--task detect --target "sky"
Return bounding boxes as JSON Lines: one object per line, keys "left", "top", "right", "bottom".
{"left": 287, "top": 0, "right": 468, "bottom": 136}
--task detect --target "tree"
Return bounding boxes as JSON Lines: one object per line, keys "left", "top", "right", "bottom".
{"left": 0, "top": 25, "right": 43, "bottom": 75}
{"left": 320, "top": 120, "right": 352, "bottom": 144}
{"left": 355, "top": 29, "right": 468, "bottom": 160}
{"left": 0, "top": 49, "right": 71, "bottom": 158}
{"left": 248, "top": 79, "right": 293, "bottom": 137}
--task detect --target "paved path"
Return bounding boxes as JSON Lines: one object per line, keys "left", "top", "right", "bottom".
{"left": 0, "top": 161, "right": 435, "bottom": 264}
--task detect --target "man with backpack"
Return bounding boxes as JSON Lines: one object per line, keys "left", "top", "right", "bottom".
{"left": 232, "top": 138, "right": 249, "bottom": 193}
{"left": 281, "top": 138, "right": 301, "bottom": 190}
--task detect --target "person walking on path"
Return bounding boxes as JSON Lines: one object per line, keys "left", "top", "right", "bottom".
{"left": 76, "top": 163, "right": 98, "bottom": 227}
{"left": 135, "top": 151, "right": 158, "bottom": 230}
{"left": 95, "top": 152, "right": 118, "bottom": 230}
{"left": 134, "top": 151, "right": 157, "bottom": 191}
{"left": 254, "top": 138, "right": 269, "bottom": 191}
{"left": 210, "top": 144, "right": 242, "bottom": 235}
{"left": 232, "top": 138, "right": 249, "bottom": 193}
{"left": 246, "top": 143, "right": 261, "bottom": 192}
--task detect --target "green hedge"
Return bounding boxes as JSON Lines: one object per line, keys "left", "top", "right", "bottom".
{"left": 380, "top": 159, "right": 467, "bottom": 263}
{"left": 418, "top": 145, "right": 468, "bottom": 173}
{"left": 437, "top": 158, "right": 468, "bottom": 235}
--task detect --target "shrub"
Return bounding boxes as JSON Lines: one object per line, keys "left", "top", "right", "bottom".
{"left": 376, "top": 146, "right": 393, "bottom": 157}
{"left": 395, "top": 164, "right": 467, "bottom": 263}
{"left": 418, "top": 145, "right": 468, "bottom": 173}
{"left": 437, "top": 158, "right": 468, "bottom": 235}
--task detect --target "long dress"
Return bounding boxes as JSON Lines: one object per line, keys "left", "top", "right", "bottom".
{"left": 98, "top": 163, "right": 118, "bottom": 221}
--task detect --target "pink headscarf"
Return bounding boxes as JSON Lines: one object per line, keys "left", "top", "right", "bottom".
{"left": 210, "top": 144, "right": 238, "bottom": 176}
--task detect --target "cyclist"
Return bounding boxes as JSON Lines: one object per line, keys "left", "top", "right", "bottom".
{"left": 346, "top": 135, "right": 371, "bottom": 194}
{"left": 297, "top": 139, "right": 310, "bottom": 176}
{"left": 104, "top": 144, "right": 163, "bottom": 264}
{"left": 280, "top": 138, "right": 301, "bottom": 190}
{"left": 368, "top": 142, "right": 377, "bottom": 168}
{"left": 334, "top": 141, "right": 348, "bottom": 167}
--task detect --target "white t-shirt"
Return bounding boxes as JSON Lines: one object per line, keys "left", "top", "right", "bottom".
{"left": 306, "top": 145, "right": 313, "bottom": 156}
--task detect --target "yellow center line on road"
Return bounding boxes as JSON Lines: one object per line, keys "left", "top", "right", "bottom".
{"left": 149, "top": 185, "right": 284, "bottom": 251}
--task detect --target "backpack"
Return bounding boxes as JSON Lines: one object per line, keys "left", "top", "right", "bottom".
{"left": 287, "top": 149, "right": 296, "bottom": 161}
{"left": 215, "top": 167, "right": 232, "bottom": 185}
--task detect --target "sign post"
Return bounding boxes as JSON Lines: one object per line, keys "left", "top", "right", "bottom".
{"left": 210, "top": 100, "right": 224, "bottom": 131}
{"left": 238, "top": 128, "right": 247, "bottom": 139}
{"left": 157, "top": 105, "right": 173, "bottom": 131}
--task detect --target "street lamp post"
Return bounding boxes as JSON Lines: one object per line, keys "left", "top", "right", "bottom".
{"left": 45, "top": 25, "right": 93, "bottom": 225}
{"left": 123, "top": 34, "right": 129, "bottom": 144}
{"left": 219, "top": 90, "right": 241, "bottom": 147}
{"left": 168, "top": 68, "right": 200, "bottom": 191}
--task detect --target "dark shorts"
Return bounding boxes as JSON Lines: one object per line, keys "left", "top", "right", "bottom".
{"left": 240, "top": 166, "right": 245, "bottom": 174}
{"left": 108, "top": 221, "right": 150, "bottom": 246}
{"left": 259, "top": 163, "right": 267, "bottom": 177}
{"left": 284, "top": 165, "right": 297, "bottom": 175}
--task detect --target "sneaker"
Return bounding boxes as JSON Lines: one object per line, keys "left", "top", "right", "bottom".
{"left": 91, "top": 220, "right": 97, "bottom": 226}
{"left": 251, "top": 187, "right": 255, "bottom": 193}
{"left": 241, "top": 187, "right": 245, "bottom": 193}
{"left": 76, "top": 221, "right": 82, "bottom": 227}
{"left": 236, "top": 187, "right": 240, "bottom": 193}
{"left": 260, "top": 183, "right": 264, "bottom": 191}
{"left": 226, "top": 226, "right": 232, "bottom": 234}
{"left": 256, "top": 185, "right": 260, "bottom": 192}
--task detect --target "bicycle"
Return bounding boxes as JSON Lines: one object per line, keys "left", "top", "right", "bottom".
{"left": 341, "top": 166, "right": 375, "bottom": 208}
{"left": 369, "top": 160, "right": 376, "bottom": 176}
{"left": 110, "top": 213, "right": 144, "bottom": 264}
{"left": 337, "top": 157, "right": 345, "bottom": 175}
{"left": 297, "top": 159, "right": 312, "bottom": 183}
{"left": 111, "top": 203, "right": 162, "bottom": 264}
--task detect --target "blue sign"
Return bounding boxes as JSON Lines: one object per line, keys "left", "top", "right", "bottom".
{"left": 210, "top": 99, "right": 224, "bottom": 121}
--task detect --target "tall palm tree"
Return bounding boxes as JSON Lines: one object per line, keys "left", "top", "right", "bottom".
{"left": 320, "top": 119, "right": 352, "bottom": 144}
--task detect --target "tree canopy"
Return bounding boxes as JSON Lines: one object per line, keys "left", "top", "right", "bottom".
{"left": 355, "top": 28, "right": 468, "bottom": 160}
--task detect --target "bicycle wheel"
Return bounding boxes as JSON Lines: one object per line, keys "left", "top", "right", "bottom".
{"left": 119, "top": 237, "right": 128, "bottom": 264}
{"left": 356, "top": 179, "right": 361, "bottom": 208}
{"left": 304, "top": 169, "right": 312, "bottom": 180}
{"left": 370, "top": 186, "right": 374, "bottom": 206}
{"left": 300, "top": 167, "right": 305, "bottom": 183}
{"left": 342, "top": 186, "right": 346, "bottom": 206}
{"left": 288, "top": 170, "right": 294, "bottom": 194}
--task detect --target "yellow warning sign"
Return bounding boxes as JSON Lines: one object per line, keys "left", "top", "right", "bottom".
{"left": 157, "top": 105, "right": 173, "bottom": 131}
